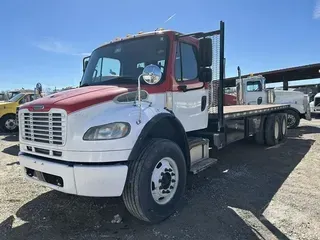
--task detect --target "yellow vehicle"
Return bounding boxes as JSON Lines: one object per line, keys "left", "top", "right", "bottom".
{"left": 0, "top": 92, "right": 39, "bottom": 132}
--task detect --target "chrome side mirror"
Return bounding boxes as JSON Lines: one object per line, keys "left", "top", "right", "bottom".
{"left": 83, "top": 56, "right": 90, "bottom": 73}
{"left": 136, "top": 64, "right": 162, "bottom": 125}
{"left": 142, "top": 64, "right": 162, "bottom": 85}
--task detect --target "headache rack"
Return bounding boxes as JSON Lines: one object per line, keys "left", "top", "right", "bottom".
{"left": 179, "top": 21, "right": 226, "bottom": 132}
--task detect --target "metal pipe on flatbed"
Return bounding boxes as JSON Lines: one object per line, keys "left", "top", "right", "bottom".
{"left": 236, "top": 66, "right": 244, "bottom": 105}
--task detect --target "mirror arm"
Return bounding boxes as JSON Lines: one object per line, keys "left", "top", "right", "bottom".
{"left": 135, "top": 74, "right": 144, "bottom": 125}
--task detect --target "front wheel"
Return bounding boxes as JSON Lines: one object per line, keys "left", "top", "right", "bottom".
{"left": 286, "top": 109, "right": 300, "bottom": 129}
{"left": 0, "top": 114, "right": 17, "bottom": 132}
{"left": 123, "top": 138, "right": 187, "bottom": 223}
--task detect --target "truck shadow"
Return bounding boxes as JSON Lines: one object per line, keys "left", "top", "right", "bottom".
{"left": 1, "top": 126, "right": 319, "bottom": 240}
{"left": 2, "top": 144, "right": 19, "bottom": 157}
{"left": 0, "top": 133, "right": 19, "bottom": 142}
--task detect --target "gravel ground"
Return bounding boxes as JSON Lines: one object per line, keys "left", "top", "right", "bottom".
{"left": 0, "top": 119, "right": 320, "bottom": 240}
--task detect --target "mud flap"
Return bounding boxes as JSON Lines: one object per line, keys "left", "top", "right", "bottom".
{"left": 305, "top": 104, "right": 312, "bottom": 121}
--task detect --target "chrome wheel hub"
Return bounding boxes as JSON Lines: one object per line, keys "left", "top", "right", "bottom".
{"left": 287, "top": 114, "right": 295, "bottom": 127}
{"left": 5, "top": 119, "right": 16, "bottom": 130}
{"left": 151, "top": 157, "right": 179, "bottom": 205}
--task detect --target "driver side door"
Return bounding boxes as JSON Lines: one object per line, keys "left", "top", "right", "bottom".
{"left": 172, "top": 41, "right": 208, "bottom": 132}
{"left": 243, "top": 80, "right": 266, "bottom": 105}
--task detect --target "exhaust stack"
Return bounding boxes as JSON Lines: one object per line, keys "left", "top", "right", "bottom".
{"left": 236, "top": 66, "right": 244, "bottom": 105}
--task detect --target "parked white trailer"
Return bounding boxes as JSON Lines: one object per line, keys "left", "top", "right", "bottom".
{"left": 18, "top": 21, "right": 290, "bottom": 223}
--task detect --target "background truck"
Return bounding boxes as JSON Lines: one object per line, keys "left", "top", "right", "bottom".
{"left": 18, "top": 21, "right": 289, "bottom": 223}
{"left": 310, "top": 92, "right": 320, "bottom": 116}
{"left": 0, "top": 93, "right": 8, "bottom": 102}
{"left": 0, "top": 91, "right": 40, "bottom": 132}
{"left": 15, "top": 83, "right": 44, "bottom": 130}
{"left": 234, "top": 71, "right": 311, "bottom": 128}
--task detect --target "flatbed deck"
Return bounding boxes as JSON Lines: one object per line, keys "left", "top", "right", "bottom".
{"left": 209, "top": 104, "right": 289, "bottom": 119}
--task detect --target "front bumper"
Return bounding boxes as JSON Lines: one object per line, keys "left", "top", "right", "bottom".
{"left": 19, "top": 153, "right": 128, "bottom": 197}
{"left": 313, "top": 107, "right": 320, "bottom": 114}
{"left": 19, "top": 143, "right": 131, "bottom": 163}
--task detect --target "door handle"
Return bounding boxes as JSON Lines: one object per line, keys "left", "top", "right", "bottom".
{"left": 201, "top": 96, "right": 207, "bottom": 111}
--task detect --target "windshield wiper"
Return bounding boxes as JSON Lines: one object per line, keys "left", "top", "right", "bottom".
{"left": 80, "top": 83, "right": 90, "bottom": 88}
{"left": 80, "top": 76, "right": 137, "bottom": 87}
{"left": 100, "top": 76, "right": 137, "bottom": 85}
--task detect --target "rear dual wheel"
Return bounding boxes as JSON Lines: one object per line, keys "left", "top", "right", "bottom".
{"left": 265, "top": 114, "right": 280, "bottom": 146}
{"left": 255, "top": 113, "right": 287, "bottom": 146}
{"left": 279, "top": 114, "right": 287, "bottom": 141}
{"left": 265, "top": 113, "right": 287, "bottom": 146}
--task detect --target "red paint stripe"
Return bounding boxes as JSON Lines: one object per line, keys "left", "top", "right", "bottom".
{"left": 20, "top": 86, "right": 131, "bottom": 114}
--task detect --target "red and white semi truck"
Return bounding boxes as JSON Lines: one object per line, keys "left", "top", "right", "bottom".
{"left": 18, "top": 21, "right": 289, "bottom": 223}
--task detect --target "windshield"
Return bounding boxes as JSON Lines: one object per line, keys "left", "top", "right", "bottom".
{"left": 81, "top": 35, "right": 168, "bottom": 87}
{"left": 8, "top": 93, "right": 24, "bottom": 102}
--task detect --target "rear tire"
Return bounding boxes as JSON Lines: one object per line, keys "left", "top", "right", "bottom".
{"left": 265, "top": 114, "right": 281, "bottom": 146}
{"left": 279, "top": 114, "right": 288, "bottom": 141}
{"left": 123, "top": 138, "right": 187, "bottom": 223}
{"left": 254, "top": 118, "right": 265, "bottom": 145}
{"left": 286, "top": 109, "right": 300, "bottom": 129}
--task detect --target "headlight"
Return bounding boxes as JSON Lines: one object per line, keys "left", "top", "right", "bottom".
{"left": 83, "top": 122, "right": 130, "bottom": 141}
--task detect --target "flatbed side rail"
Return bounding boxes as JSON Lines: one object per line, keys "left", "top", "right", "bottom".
{"left": 222, "top": 104, "right": 290, "bottom": 119}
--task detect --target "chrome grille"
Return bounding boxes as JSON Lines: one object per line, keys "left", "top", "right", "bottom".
{"left": 21, "top": 110, "right": 67, "bottom": 145}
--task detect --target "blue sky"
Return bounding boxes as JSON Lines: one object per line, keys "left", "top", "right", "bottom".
{"left": 0, "top": 0, "right": 319, "bottom": 91}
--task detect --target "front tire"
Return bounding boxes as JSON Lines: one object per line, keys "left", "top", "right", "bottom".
{"left": 286, "top": 109, "right": 300, "bottom": 129}
{"left": 123, "top": 138, "right": 187, "bottom": 223}
{"left": 0, "top": 114, "right": 17, "bottom": 132}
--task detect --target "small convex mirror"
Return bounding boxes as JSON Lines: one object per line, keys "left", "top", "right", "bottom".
{"left": 35, "top": 82, "right": 42, "bottom": 95}
{"left": 142, "top": 64, "right": 162, "bottom": 85}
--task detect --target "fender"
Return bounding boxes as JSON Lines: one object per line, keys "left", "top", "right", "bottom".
{"left": 128, "top": 112, "right": 191, "bottom": 169}
{"left": 0, "top": 112, "right": 16, "bottom": 119}
{"left": 286, "top": 107, "right": 301, "bottom": 116}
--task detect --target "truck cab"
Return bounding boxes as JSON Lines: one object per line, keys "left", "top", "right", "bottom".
{"left": 236, "top": 75, "right": 311, "bottom": 128}
{"left": 310, "top": 92, "right": 320, "bottom": 115}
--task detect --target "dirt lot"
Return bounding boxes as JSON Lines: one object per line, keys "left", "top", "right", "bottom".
{"left": 1, "top": 119, "right": 320, "bottom": 240}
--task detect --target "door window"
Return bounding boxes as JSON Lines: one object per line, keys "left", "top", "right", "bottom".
{"left": 19, "top": 95, "right": 32, "bottom": 104}
{"left": 175, "top": 42, "right": 198, "bottom": 81}
{"left": 246, "top": 81, "right": 262, "bottom": 92}
{"left": 92, "top": 57, "right": 121, "bottom": 82}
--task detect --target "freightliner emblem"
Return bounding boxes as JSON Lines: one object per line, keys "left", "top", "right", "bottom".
{"left": 33, "top": 105, "right": 45, "bottom": 110}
